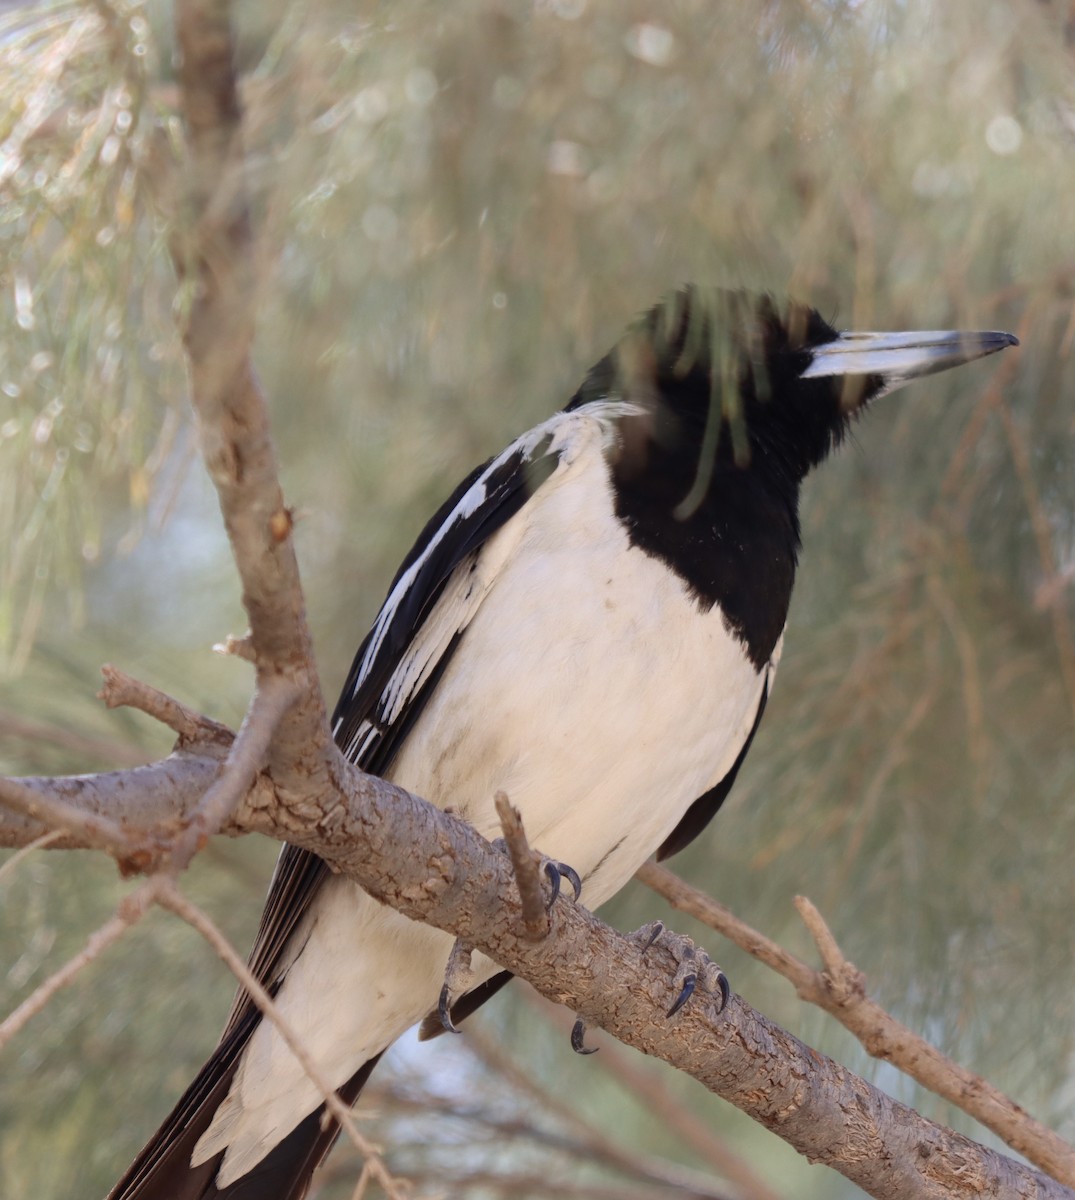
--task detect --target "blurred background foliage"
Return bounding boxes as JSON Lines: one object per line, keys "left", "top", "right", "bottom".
{"left": 1, "top": 0, "right": 1074, "bottom": 1196}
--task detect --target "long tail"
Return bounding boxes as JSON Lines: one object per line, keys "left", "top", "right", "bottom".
{"left": 107, "top": 1007, "right": 381, "bottom": 1200}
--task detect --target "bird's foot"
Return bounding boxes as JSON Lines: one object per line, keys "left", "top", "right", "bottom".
{"left": 627, "top": 921, "right": 731, "bottom": 1018}
{"left": 570, "top": 922, "right": 730, "bottom": 1055}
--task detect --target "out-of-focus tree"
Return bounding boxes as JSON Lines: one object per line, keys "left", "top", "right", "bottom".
{"left": 1, "top": 1, "right": 1074, "bottom": 1197}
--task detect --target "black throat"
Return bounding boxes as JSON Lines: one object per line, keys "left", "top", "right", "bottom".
{"left": 607, "top": 409, "right": 800, "bottom": 671}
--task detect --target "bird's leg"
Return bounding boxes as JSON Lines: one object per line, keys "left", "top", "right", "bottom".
{"left": 436, "top": 937, "right": 475, "bottom": 1035}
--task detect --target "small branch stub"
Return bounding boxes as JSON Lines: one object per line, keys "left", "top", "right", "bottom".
{"left": 214, "top": 633, "right": 257, "bottom": 663}
{"left": 99, "top": 665, "right": 234, "bottom": 747}
{"left": 794, "top": 894, "right": 865, "bottom": 1004}
{"left": 269, "top": 507, "right": 293, "bottom": 544}
{"left": 494, "top": 791, "right": 549, "bottom": 941}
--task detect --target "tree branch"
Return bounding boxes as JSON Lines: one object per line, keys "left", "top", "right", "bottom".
{"left": 173, "top": 0, "right": 334, "bottom": 795}
{"left": 0, "top": 748, "right": 232, "bottom": 852}
{"left": 637, "top": 860, "right": 1075, "bottom": 1189}
{"left": 229, "top": 759, "right": 1068, "bottom": 1200}
{"left": 99, "top": 664, "right": 234, "bottom": 746}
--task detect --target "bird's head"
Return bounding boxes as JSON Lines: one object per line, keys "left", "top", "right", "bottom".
{"left": 572, "top": 286, "right": 1017, "bottom": 498}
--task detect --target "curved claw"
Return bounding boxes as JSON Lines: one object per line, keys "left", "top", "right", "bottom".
{"left": 715, "top": 970, "right": 731, "bottom": 1014}
{"left": 666, "top": 972, "right": 697, "bottom": 1017}
{"left": 640, "top": 920, "right": 663, "bottom": 952}
{"left": 556, "top": 861, "right": 583, "bottom": 902}
{"left": 437, "top": 983, "right": 461, "bottom": 1035}
{"left": 570, "top": 1016, "right": 599, "bottom": 1054}
{"left": 543, "top": 860, "right": 582, "bottom": 909}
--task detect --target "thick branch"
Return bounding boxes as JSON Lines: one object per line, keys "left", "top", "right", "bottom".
{"left": 2, "top": 740, "right": 1071, "bottom": 1195}
{"left": 0, "top": 774, "right": 133, "bottom": 856}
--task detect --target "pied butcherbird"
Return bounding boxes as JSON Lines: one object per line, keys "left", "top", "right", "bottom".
{"left": 109, "top": 287, "right": 1017, "bottom": 1200}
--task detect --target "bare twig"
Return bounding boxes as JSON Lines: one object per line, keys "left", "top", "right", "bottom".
{"left": 99, "top": 664, "right": 234, "bottom": 746}
{"left": 495, "top": 791, "right": 549, "bottom": 940}
{"left": 793, "top": 894, "right": 847, "bottom": 982}
{"left": 0, "top": 879, "right": 158, "bottom": 1053}
{"left": 349, "top": 1161, "right": 372, "bottom": 1200}
{"left": 637, "top": 861, "right": 1075, "bottom": 1188}
{"left": 155, "top": 879, "right": 409, "bottom": 1200}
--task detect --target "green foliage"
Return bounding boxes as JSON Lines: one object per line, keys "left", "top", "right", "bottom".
{"left": 3, "top": 1, "right": 1075, "bottom": 1197}
{"left": 0, "top": 0, "right": 184, "bottom": 669}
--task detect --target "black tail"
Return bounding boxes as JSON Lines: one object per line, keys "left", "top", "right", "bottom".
{"left": 107, "top": 1012, "right": 382, "bottom": 1200}
{"left": 196, "top": 1057, "right": 382, "bottom": 1200}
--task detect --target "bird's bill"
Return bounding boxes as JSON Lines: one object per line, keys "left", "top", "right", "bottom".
{"left": 800, "top": 328, "right": 1019, "bottom": 388}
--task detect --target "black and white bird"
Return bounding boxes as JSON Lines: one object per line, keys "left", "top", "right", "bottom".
{"left": 109, "top": 287, "right": 1016, "bottom": 1200}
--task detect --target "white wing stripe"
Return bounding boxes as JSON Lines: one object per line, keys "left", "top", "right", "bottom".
{"left": 348, "top": 401, "right": 636, "bottom": 704}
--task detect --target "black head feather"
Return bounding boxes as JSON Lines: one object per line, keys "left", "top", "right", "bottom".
{"left": 568, "top": 285, "right": 881, "bottom": 491}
